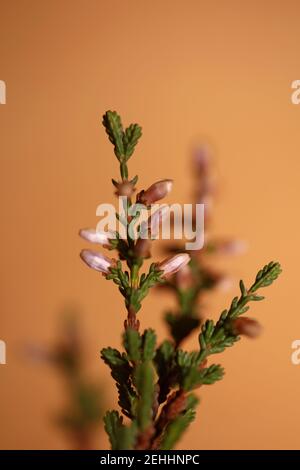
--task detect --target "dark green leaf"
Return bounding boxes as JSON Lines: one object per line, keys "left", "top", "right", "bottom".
{"left": 133, "top": 361, "right": 155, "bottom": 431}
{"left": 102, "top": 110, "right": 124, "bottom": 160}
{"left": 123, "top": 328, "right": 142, "bottom": 362}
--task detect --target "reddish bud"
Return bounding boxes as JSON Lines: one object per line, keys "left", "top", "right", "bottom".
{"left": 138, "top": 179, "right": 173, "bottom": 205}
{"left": 232, "top": 317, "right": 262, "bottom": 339}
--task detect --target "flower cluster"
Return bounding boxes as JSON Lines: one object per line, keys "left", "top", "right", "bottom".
{"left": 80, "top": 113, "right": 190, "bottom": 325}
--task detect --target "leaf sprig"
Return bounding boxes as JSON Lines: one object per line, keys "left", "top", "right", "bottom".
{"left": 102, "top": 110, "right": 142, "bottom": 180}
{"left": 198, "top": 261, "right": 282, "bottom": 363}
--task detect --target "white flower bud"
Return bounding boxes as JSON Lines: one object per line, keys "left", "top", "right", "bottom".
{"left": 79, "top": 228, "right": 112, "bottom": 246}
{"left": 158, "top": 253, "right": 191, "bottom": 277}
{"left": 80, "top": 250, "right": 113, "bottom": 274}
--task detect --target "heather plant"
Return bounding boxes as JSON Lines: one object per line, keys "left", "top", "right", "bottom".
{"left": 79, "top": 111, "right": 281, "bottom": 450}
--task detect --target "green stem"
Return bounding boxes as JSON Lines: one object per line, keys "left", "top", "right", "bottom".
{"left": 131, "top": 263, "right": 140, "bottom": 289}
{"left": 120, "top": 160, "right": 128, "bottom": 180}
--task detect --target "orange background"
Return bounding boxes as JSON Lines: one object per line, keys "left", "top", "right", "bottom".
{"left": 0, "top": 0, "right": 299, "bottom": 449}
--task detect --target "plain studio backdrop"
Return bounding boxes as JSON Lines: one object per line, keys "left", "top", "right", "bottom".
{"left": 0, "top": 0, "right": 299, "bottom": 449}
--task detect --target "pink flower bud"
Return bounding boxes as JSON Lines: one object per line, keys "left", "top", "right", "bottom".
{"left": 79, "top": 228, "right": 112, "bottom": 246}
{"left": 80, "top": 250, "right": 113, "bottom": 274}
{"left": 175, "top": 264, "right": 194, "bottom": 290}
{"left": 138, "top": 179, "right": 173, "bottom": 205}
{"left": 232, "top": 317, "right": 262, "bottom": 339}
{"left": 158, "top": 253, "right": 191, "bottom": 277}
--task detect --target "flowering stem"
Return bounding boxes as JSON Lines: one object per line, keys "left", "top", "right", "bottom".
{"left": 80, "top": 111, "right": 282, "bottom": 451}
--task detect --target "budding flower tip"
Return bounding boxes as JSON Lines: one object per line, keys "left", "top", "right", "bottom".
{"left": 158, "top": 253, "right": 191, "bottom": 277}
{"left": 79, "top": 228, "right": 111, "bottom": 246}
{"left": 165, "top": 179, "right": 173, "bottom": 192}
{"left": 232, "top": 317, "right": 263, "bottom": 339}
{"left": 139, "top": 179, "right": 174, "bottom": 205}
{"left": 80, "top": 249, "right": 112, "bottom": 274}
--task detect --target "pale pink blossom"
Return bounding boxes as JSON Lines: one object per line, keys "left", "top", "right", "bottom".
{"left": 79, "top": 228, "right": 112, "bottom": 246}
{"left": 80, "top": 250, "right": 113, "bottom": 274}
{"left": 158, "top": 253, "right": 191, "bottom": 277}
{"left": 175, "top": 264, "right": 194, "bottom": 290}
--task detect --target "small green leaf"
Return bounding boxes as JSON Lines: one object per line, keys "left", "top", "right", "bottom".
{"left": 123, "top": 328, "right": 142, "bottom": 362}
{"left": 239, "top": 279, "right": 247, "bottom": 297}
{"left": 102, "top": 111, "right": 124, "bottom": 160}
{"left": 199, "top": 364, "right": 224, "bottom": 385}
{"left": 181, "top": 363, "right": 224, "bottom": 390}
{"left": 103, "top": 410, "right": 123, "bottom": 450}
{"left": 133, "top": 361, "right": 155, "bottom": 431}
{"left": 104, "top": 411, "right": 137, "bottom": 450}
{"left": 123, "top": 123, "right": 142, "bottom": 159}
{"left": 252, "top": 261, "right": 282, "bottom": 291}
{"left": 101, "top": 347, "right": 126, "bottom": 367}
{"left": 142, "top": 329, "right": 157, "bottom": 361}
{"left": 101, "top": 347, "right": 136, "bottom": 418}
{"left": 185, "top": 393, "right": 199, "bottom": 409}
{"left": 160, "top": 408, "right": 196, "bottom": 450}
{"left": 154, "top": 340, "right": 176, "bottom": 403}
{"left": 114, "top": 422, "right": 137, "bottom": 450}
